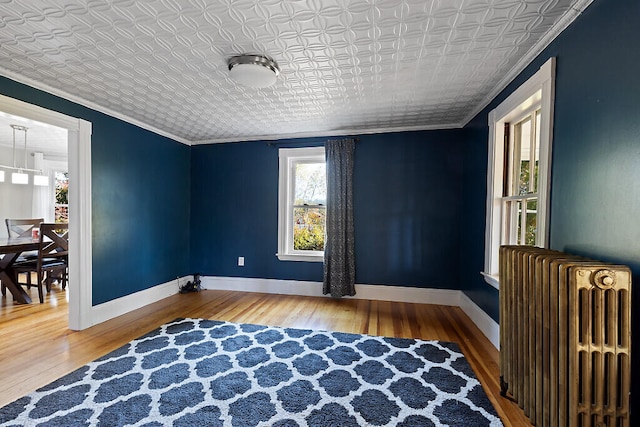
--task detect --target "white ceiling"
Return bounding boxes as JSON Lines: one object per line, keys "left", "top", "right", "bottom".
{"left": 0, "top": 0, "right": 591, "bottom": 145}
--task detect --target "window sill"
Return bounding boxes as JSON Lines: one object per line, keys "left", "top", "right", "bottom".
{"left": 276, "top": 253, "right": 324, "bottom": 262}
{"left": 481, "top": 272, "right": 500, "bottom": 290}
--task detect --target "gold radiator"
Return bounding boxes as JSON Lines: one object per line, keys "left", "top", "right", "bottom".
{"left": 499, "top": 245, "right": 631, "bottom": 427}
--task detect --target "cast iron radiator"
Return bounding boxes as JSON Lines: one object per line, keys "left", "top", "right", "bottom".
{"left": 499, "top": 245, "right": 631, "bottom": 427}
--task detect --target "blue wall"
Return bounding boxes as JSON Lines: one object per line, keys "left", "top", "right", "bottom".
{"left": 190, "top": 130, "right": 464, "bottom": 290}
{"left": 549, "top": 0, "right": 640, "bottom": 267}
{"left": 0, "top": 76, "right": 192, "bottom": 305}
{"left": 461, "top": 0, "right": 640, "bottom": 416}
{"left": 92, "top": 122, "right": 191, "bottom": 304}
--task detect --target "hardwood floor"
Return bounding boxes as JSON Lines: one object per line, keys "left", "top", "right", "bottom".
{"left": 0, "top": 285, "right": 532, "bottom": 426}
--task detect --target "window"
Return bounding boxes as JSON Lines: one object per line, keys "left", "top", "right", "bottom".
{"left": 55, "top": 171, "right": 69, "bottom": 222}
{"left": 277, "top": 146, "right": 326, "bottom": 262}
{"left": 504, "top": 108, "right": 541, "bottom": 246}
{"left": 482, "top": 58, "right": 555, "bottom": 289}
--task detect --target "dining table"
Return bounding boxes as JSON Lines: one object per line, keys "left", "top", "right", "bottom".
{"left": 0, "top": 237, "right": 40, "bottom": 304}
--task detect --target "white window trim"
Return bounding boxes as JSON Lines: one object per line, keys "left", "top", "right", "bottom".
{"left": 482, "top": 57, "right": 556, "bottom": 289}
{"left": 277, "top": 146, "right": 326, "bottom": 262}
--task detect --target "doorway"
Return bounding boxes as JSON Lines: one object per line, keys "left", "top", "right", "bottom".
{"left": 0, "top": 93, "right": 92, "bottom": 330}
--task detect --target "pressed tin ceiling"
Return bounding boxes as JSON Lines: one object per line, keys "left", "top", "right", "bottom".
{"left": 0, "top": 0, "right": 592, "bottom": 145}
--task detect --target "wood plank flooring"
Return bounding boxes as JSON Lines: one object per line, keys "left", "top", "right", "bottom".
{"left": 0, "top": 285, "right": 532, "bottom": 426}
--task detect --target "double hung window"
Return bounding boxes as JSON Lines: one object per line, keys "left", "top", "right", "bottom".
{"left": 277, "top": 147, "right": 326, "bottom": 262}
{"left": 503, "top": 108, "right": 541, "bottom": 246}
{"left": 483, "top": 58, "right": 555, "bottom": 288}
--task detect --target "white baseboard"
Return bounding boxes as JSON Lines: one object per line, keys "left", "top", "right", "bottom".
{"left": 354, "top": 283, "right": 461, "bottom": 306}
{"left": 202, "top": 276, "right": 325, "bottom": 298}
{"left": 87, "top": 276, "right": 500, "bottom": 350}
{"left": 458, "top": 292, "right": 501, "bottom": 349}
{"left": 201, "top": 276, "right": 461, "bottom": 306}
{"left": 89, "top": 277, "right": 184, "bottom": 326}
{"left": 201, "top": 276, "right": 499, "bottom": 349}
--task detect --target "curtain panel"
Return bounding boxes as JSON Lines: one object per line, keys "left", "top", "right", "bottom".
{"left": 323, "top": 138, "right": 356, "bottom": 297}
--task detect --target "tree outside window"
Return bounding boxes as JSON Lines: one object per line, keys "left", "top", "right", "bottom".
{"left": 293, "top": 162, "right": 326, "bottom": 251}
{"left": 55, "top": 171, "right": 68, "bottom": 222}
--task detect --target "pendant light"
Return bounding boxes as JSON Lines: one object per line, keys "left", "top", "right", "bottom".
{"left": 10, "top": 124, "right": 28, "bottom": 184}
{"left": 0, "top": 124, "right": 49, "bottom": 186}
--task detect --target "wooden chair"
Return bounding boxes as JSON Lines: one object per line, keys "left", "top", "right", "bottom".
{"left": 3, "top": 218, "right": 43, "bottom": 290}
{"left": 5, "top": 218, "right": 44, "bottom": 240}
{"left": 12, "top": 223, "right": 68, "bottom": 303}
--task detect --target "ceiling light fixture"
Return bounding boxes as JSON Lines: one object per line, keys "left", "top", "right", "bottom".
{"left": 12, "top": 170, "right": 28, "bottom": 185}
{"left": 0, "top": 124, "right": 49, "bottom": 186}
{"left": 33, "top": 174, "right": 49, "bottom": 186}
{"left": 228, "top": 54, "right": 280, "bottom": 88}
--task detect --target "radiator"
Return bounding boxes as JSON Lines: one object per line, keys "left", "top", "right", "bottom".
{"left": 499, "top": 245, "right": 631, "bottom": 427}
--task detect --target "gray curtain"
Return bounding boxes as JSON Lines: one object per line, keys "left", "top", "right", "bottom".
{"left": 323, "top": 138, "right": 356, "bottom": 297}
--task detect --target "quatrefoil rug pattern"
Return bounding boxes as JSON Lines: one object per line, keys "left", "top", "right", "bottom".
{"left": 0, "top": 318, "right": 503, "bottom": 426}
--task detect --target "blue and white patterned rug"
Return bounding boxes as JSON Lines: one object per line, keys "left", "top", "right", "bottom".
{"left": 0, "top": 318, "right": 503, "bottom": 426}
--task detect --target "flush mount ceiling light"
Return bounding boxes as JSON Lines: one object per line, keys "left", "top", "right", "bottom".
{"left": 228, "top": 54, "right": 280, "bottom": 88}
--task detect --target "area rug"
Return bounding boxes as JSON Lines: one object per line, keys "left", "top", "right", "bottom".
{"left": 0, "top": 318, "right": 503, "bottom": 426}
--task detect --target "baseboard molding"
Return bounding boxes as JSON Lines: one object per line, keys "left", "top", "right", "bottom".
{"left": 201, "top": 276, "right": 500, "bottom": 349}
{"left": 202, "top": 276, "right": 325, "bottom": 298}
{"left": 201, "top": 276, "right": 461, "bottom": 306}
{"left": 458, "top": 292, "right": 500, "bottom": 349}
{"left": 90, "top": 277, "right": 184, "bottom": 326}
{"left": 89, "top": 276, "right": 500, "bottom": 349}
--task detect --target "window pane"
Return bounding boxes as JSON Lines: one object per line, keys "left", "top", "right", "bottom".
{"left": 517, "top": 117, "right": 532, "bottom": 195}
{"left": 516, "top": 200, "right": 524, "bottom": 244}
{"left": 519, "top": 160, "right": 530, "bottom": 195}
{"left": 526, "top": 199, "right": 537, "bottom": 245}
{"left": 293, "top": 207, "right": 325, "bottom": 251}
{"left": 513, "top": 198, "right": 538, "bottom": 245}
{"left": 505, "top": 197, "right": 538, "bottom": 246}
{"left": 533, "top": 110, "right": 541, "bottom": 192}
{"left": 55, "top": 171, "right": 69, "bottom": 223}
{"left": 503, "top": 199, "right": 519, "bottom": 245}
{"left": 295, "top": 163, "right": 326, "bottom": 205}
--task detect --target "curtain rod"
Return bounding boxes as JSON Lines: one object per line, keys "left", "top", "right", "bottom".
{"left": 267, "top": 137, "right": 360, "bottom": 147}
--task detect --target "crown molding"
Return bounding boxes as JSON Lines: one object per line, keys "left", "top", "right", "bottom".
{"left": 192, "top": 122, "right": 461, "bottom": 145}
{"left": 461, "top": 0, "right": 595, "bottom": 127}
{"left": 0, "top": 69, "right": 192, "bottom": 146}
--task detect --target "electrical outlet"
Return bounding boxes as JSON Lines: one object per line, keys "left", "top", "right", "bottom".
{"left": 238, "top": 256, "right": 244, "bottom": 266}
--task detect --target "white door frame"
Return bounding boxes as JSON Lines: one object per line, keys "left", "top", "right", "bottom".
{"left": 1, "top": 93, "right": 92, "bottom": 330}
